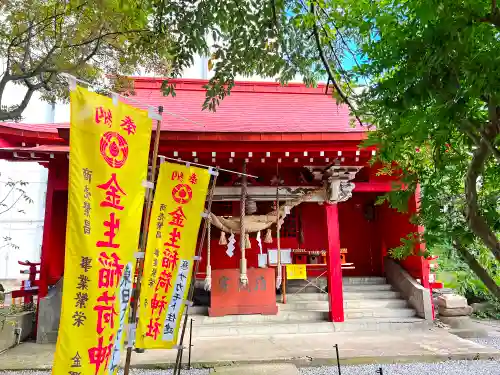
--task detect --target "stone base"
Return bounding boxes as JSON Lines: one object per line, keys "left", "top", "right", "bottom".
{"left": 36, "top": 278, "right": 62, "bottom": 344}
{"left": 438, "top": 305, "right": 473, "bottom": 317}
{"left": 437, "top": 294, "right": 468, "bottom": 309}
{"left": 0, "top": 311, "right": 34, "bottom": 352}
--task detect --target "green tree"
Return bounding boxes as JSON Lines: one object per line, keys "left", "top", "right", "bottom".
{"left": 171, "top": 0, "right": 500, "bottom": 300}
{"left": 151, "top": 0, "right": 359, "bottom": 115}
{"left": 0, "top": 0, "right": 172, "bottom": 121}
{"left": 316, "top": 0, "right": 500, "bottom": 299}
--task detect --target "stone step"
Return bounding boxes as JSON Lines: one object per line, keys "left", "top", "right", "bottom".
{"left": 278, "top": 298, "right": 408, "bottom": 311}
{"left": 344, "top": 299, "right": 408, "bottom": 309}
{"left": 285, "top": 291, "right": 401, "bottom": 301}
{"left": 286, "top": 283, "right": 394, "bottom": 294}
{"left": 285, "top": 285, "right": 326, "bottom": 293}
{"left": 285, "top": 293, "right": 328, "bottom": 301}
{"left": 345, "top": 307, "right": 416, "bottom": 319}
{"left": 343, "top": 277, "right": 387, "bottom": 285}
{"left": 181, "top": 317, "right": 430, "bottom": 338}
{"left": 275, "top": 304, "right": 415, "bottom": 319}
{"left": 344, "top": 290, "right": 401, "bottom": 300}
{"left": 190, "top": 310, "right": 328, "bottom": 325}
{"left": 278, "top": 300, "right": 330, "bottom": 311}
{"left": 286, "top": 276, "right": 387, "bottom": 287}
{"left": 343, "top": 284, "right": 393, "bottom": 292}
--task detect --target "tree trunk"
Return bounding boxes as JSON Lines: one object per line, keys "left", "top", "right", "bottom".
{"left": 464, "top": 127, "right": 500, "bottom": 263}
{"left": 453, "top": 241, "right": 500, "bottom": 300}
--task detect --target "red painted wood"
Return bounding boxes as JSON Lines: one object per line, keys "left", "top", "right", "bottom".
{"left": 0, "top": 137, "right": 14, "bottom": 147}
{"left": 38, "top": 161, "right": 68, "bottom": 299}
{"left": 338, "top": 194, "right": 382, "bottom": 277}
{"left": 38, "top": 165, "right": 55, "bottom": 299}
{"left": 209, "top": 268, "right": 278, "bottom": 316}
{"left": 300, "top": 203, "right": 328, "bottom": 250}
{"left": 159, "top": 133, "right": 367, "bottom": 143}
{"left": 354, "top": 182, "right": 395, "bottom": 192}
{"left": 324, "top": 204, "right": 344, "bottom": 322}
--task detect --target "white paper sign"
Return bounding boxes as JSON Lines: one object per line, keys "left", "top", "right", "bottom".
{"left": 267, "top": 249, "right": 292, "bottom": 265}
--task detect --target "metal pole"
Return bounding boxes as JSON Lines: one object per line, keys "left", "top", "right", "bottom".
{"left": 173, "top": 172, "right": 219, "bottom": 375}
{"left": 123, "top": 106, "right": 164, "bottom": 375}
{"left": 188, "top": 318, "right": 194, "bottom": 370}
{"left": 335, "top": 344, "right": 341, "bottom": 375}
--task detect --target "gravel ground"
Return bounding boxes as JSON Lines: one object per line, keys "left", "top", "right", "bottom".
{"left": 470, "top": 336, "right": 500, "bottom": 351}
{"left": 300, "top": 360, "right": 500, "bottom": 375}
{"left": 2, "top": 361, "right": 500, "bottom": 375}
{"left": 0, "top": 371, "right": 209, "bottom": 375}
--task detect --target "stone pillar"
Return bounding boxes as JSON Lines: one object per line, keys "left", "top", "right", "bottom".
{"left": 325, "top": 203, "right": 344, "bottom": 322}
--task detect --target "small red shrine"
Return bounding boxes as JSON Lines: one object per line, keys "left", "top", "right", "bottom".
{"left": 0, "top": 78, "right": 435, "bottom": 336}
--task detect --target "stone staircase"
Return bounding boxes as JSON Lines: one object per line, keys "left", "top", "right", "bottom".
{"left": 185, "top": 277, "right": 430, "bottom": 338}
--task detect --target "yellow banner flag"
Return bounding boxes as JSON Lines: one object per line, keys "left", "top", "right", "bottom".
{"left": 136, "top": 162, "right": 210, "bottom": 349}
{"left": 53, "top": 86, "right": 152, "bottom": 375}
{"left": 286, "top": 264, "right": 307, "bottom": 280}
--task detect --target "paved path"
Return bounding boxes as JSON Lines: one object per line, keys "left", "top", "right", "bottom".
{"left": 0, "top": 328, "right": 499, "bottom": 370}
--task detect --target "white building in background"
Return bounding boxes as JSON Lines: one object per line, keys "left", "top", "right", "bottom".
{"left": 0, "top": 160, "right": 48, "bottom": 280}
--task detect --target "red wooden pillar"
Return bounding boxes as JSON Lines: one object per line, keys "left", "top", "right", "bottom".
{"left": 325, "top": 203, "right": 344, "bottom": 322}
{"left": 38, "top": 164, "right": 56, "bottom": 299}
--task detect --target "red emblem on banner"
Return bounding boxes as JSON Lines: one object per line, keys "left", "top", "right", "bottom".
{"left": 171, "top": 184, "right": 193, "bottom": 204}
{"left": 99, "top": 132, "right": 128, "bottom": 168}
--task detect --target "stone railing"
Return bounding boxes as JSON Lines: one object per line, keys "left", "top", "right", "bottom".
{"left": 384, "top": 258, "right": 433, "bottom": 320}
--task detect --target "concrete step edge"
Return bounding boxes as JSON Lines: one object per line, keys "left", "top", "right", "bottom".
{"left": 191, "top": 312, "right": 329, "bottom": 325}
{"left": 342, "top": 277, "right": 387, "bottom": 285}
{"left": 343, "top": 292, "right": 401, "bottom": 299}
{"left": 180, "top": 318, "right": 430, "bottom": 337}
{"left": 184, "top": 316, "right": 426, "bottom": 327}
{"left": 344, "top": 307, "right": 416, "bottom": 313}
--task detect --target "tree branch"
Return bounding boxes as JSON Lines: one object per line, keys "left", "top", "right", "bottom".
{"left": 21, "top": 20, "right": 34, "bottom": 69}
{"left": 479, "top": 128, "right": 500, "bottom": 163}
{"left": 310, "top": 3, "right": 363, "bottom": 127}
{"left": 9, "top": 2, "right": 87, "bottom": 46}
{"left": 454, "top": 240, "right": 500, "bottom": 300}
{"left": 462, "top": 119, "right": 500, "bottom": 164}
{"left": 0, "top": 79, "right": 42, "bottom": 121}
{"left": 464, "top": 128, "right": 500, "bottom": 262}
{"left": 318, "top": 7, "right": 364, "bottom": 73}
{"left": 63, "top": 29, "right": 149, "bottom": 49}
{"left": 0, "top": 193, "right": 24, "bottom": 215}
{"left": 0, "top": 186, "right": 15, "bottom": 206}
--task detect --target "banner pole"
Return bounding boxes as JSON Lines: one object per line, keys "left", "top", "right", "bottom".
{"left": 173, "top": 170, "right": 218, "bottom": 375}
{"left": 123, "top": 106, "right": 164, "bottom": 375}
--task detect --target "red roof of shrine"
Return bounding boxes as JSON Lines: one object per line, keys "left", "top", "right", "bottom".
{"left": 0, "top": 78, "right": 363, "bottom": 137}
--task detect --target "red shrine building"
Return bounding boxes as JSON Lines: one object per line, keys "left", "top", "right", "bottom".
{"left": 0, "top": 78, "right": 437, "bottom": 342}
